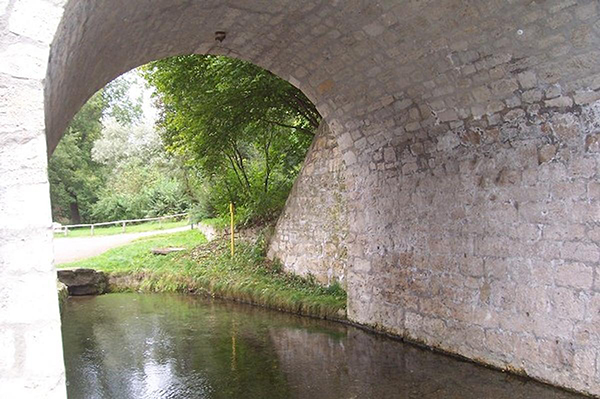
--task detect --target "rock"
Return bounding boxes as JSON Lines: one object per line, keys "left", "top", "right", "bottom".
{"left": 57, "top": 268, "right": 108, "bottom": 296}
{"left": 196, "top": 222, "right": 225, "bottom": 241}
{"left": 538, "top": 144, "right": 558, "bottom": 164}
{"left": 57, "top": 281, "right": 68, "bottom": 310}
{"left": 151, "top": 247, "right": 186, "bottom": 255}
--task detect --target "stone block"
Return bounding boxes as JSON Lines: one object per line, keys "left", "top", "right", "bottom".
{"left": 552, "top": 287, "right": 586, "bottom": 320}
{"left": 0, "top": 183, "right": 52, "bottom": 228}
{"left": 561, "top": 241, "right": 599, "bottom": 263}
{"left": 545, "top": 96, "right": 573, "bottom": 108}
{"left": 0, "top": 42, "right": 48, "bottom": 79}
{"left": 0, "top": 272, "right": 61, "bottom": 324}
{"left": 517, "top": 71, "right": 537, "bottom": 89}
{"left": 56, "top": 269, "right": 108, "bottom": 295}
{"left": 436, "top": 108, "right": 458, "bottom": 122}
{"left": 538, "top": 144, "right": 557, "bottom": 164}
{"left": 8, "top": 0, "right": 63, "bottom": 43}
{"left": 555, "top": 262, "right": 594, "bottom": 290}
{"left": 490, "top": 78, "right": 519, "bottom": 97}
{"left": 545, "top": 85, "right": 562, "bottom": 99}
{"left": 472, "top": 86, "right": 492, "bottom": 102}
{"left": 574, "top": 90, "right": 600, "bottom": 105}
{"left": 522, "top": 89, "right": 543, "bottom": 103}
{"left": 23, "top": 322, "right": 65, "bottom": 376}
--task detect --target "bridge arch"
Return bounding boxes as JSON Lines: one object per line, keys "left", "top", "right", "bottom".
{"left": 2, "top": 0, "right": 600, "bottom": 397}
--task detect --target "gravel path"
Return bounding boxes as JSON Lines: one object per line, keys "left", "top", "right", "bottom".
{"left": 53, "top": 225, "right": 192, "bottom": 265}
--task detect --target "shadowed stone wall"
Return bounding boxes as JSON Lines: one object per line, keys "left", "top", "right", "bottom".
{"left": 347, "top": 94, "right": 600, "bottom": 395}
{"left": 2, "top": 0, "right": 600, "bottom": 397}
{"left": 268, "top": 121, "right": 348, "bottom": 285}
{"left": 338, "top": 4, "right": 600, "bottom": 394}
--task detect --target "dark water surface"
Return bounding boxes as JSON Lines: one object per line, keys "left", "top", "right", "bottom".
{"left": 61, "top": 293, "right": 585, "bottom": 399}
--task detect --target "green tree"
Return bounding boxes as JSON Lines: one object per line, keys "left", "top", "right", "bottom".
{"left": 103, "top": 74, "right": 143, "bottom": 126}
{"left": 142, "top": 55, "right": 320, "bottom": 224}
{"left": 48, "top": 74, "right": 144, "bottom": 224}
{"left": 48, "top": 92, "right": 106, "bottom": 223}
{"left": 92, "top": 118, "right": 162, "bottom": 167}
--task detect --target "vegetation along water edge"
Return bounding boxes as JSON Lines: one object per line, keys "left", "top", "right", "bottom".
{"left": 57, "top": 229, "right": 347, "bottom": 320}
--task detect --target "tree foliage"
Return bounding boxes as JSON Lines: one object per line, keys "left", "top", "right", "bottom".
{"left": 142, "top": 55, "right": 320, "bottom": 224}
{"left": 92, "top": 118, "right": 162, "bottom": 167}
{"left": 49, "top": 74, "right": 150, "bottom": 224}
{"left": 89, "top": 157, "right": 191, "bottom": 221}
{"left": 48, "top": 92, "right": 107, "bottom": 223}
{"left": 50, "top": 56, "right": 321, "bottom": 227}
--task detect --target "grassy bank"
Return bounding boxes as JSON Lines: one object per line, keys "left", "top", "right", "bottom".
{"left": 55, "top": 219, "right": 189, "bottom": 238}
{"left": 58, "top": 230, "right": 347, "bottom": 319}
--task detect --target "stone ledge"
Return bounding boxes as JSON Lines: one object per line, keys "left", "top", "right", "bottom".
{"left": 57, "top": 268, "right": 108, "bottom": 296}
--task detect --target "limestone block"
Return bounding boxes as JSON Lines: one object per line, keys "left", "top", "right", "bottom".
{"left": 23, "top": 322, "right": 65, "bottom": 376}
{"left": 0, "top": 42, "right": 48, "bottom": 79}
{"left": 545, "top": 96, "right": 573, "bottom": 108}
{"left": 8, "top": 0, "right": 64, "bottom": 43}
{"left": 0, "top": 77, "right": 45, "bottom": 133}
{"left": 0, "top": 272, "right": 61, "bottom": 324}
{"left": 57, "top": 268, "right": 108, "bottom": 295}
{"left": 0, "top": 183, "right": 52, "bottom": 228}
{"left": 555, "top": 262, "right": 594, "bottom": 290}
{"left": 517, "top": 71, "right": 537, "bottom": 89}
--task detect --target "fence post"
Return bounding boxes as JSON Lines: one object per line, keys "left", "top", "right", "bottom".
{"left": 91, "top": 225, "right": 94, "bottom": 236}
{"left": 122, "top": 221, "right": 126, "bottom": 233}
{"left": 64, "top": 227, "right": 68, "bottom": 237}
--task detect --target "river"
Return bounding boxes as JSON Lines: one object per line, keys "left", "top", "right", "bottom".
{"left": 61, "top": 293, "right": 585, "bottom": 399}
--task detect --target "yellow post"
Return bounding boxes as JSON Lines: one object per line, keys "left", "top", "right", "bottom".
{"left": 230, "top": 202, "right": 235, "bottom": 257}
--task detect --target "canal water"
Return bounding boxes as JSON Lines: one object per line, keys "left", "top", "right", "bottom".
{"left": 61, "top": 293, "right": 585, "bottom": 399}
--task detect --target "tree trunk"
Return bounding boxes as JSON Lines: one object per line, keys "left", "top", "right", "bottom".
{"left": 69, "top": 201, "right": 81, "bottom": 224}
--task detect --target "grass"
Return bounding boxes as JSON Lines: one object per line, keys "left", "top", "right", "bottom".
{"left": 58, "top": 230, "right": 347, "bottom": 319}
{"left": 55, "top": 219, "right": 189, "bottom": 238}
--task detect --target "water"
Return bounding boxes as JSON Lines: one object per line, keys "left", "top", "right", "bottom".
{"left": 61, "top": 293, "right": 585, "bottom": 399}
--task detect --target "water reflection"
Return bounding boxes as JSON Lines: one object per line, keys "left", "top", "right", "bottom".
{"left": 61, "top": 294, "right": 585, "bottom": 399}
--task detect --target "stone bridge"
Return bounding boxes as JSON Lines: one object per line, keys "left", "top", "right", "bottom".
{"left": 2, "top": 0, "right": 600, "bottom": 397}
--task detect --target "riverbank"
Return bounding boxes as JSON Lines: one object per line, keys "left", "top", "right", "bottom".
{"left": 57, "top": 230, "right": 347, "bottom": 319}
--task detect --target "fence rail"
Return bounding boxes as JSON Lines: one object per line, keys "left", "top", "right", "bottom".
{"left": 54, "top": 212, "right": 190, "bottom": 236}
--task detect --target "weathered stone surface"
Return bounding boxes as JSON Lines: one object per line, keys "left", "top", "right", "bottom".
{"left": 4, "top": 0, "right": 600, "bottom": 397}
{"left": 0, "top": 1, "right": 67, "bottom": 398}
{"left": 268, "top": 122, "right": 348, "bottom": 286}
{"left": 196, "top": 222, "right": 225, "bottom": 242}
{"left": 538, "top": 144, "right": 558, "bottom": 164}
{"left": 57, "top": 268, "right": 108, "bottom": 296}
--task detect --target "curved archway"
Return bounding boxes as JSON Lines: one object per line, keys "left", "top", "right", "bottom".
{"left": 44, "top": 0, "right": 380, "bottom": 153}
{"left": 3, "top": 0, "right": 600, "bottom": 397}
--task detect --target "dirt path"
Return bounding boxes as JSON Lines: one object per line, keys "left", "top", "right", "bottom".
{"left": 53, "top": 226, "right": 192, "bottom": 265}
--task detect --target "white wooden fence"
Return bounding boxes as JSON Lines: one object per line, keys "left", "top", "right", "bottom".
{"left": 54, "top": 212, "right": 190, "bottom": 236}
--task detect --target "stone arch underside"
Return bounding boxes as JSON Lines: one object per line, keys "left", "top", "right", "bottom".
{"left": 3, "top": 0, "right": 600, "bottom": 397}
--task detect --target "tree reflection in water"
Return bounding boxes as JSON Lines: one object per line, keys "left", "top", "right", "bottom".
{"left": 61, "top": 294, "right": 586, "bottom": 399}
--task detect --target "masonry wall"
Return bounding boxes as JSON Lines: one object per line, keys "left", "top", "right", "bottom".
{"left": 347, "top": 98, "right": 600, "bottom": 395}
{"left": 6, "top": 0, "right": 600, "bottom": 397}
{"left": 268, "top": 121, "right": 348, "bottom": 286}
{"left": 339, "top": 4, "right": 600, "bottom": 394}
{"left": 0, "top": 1, "right": 67, "bottom": 398}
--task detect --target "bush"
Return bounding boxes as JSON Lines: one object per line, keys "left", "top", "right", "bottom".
{"left": 91, "top": 171, "right": 191, "bottom": 222}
